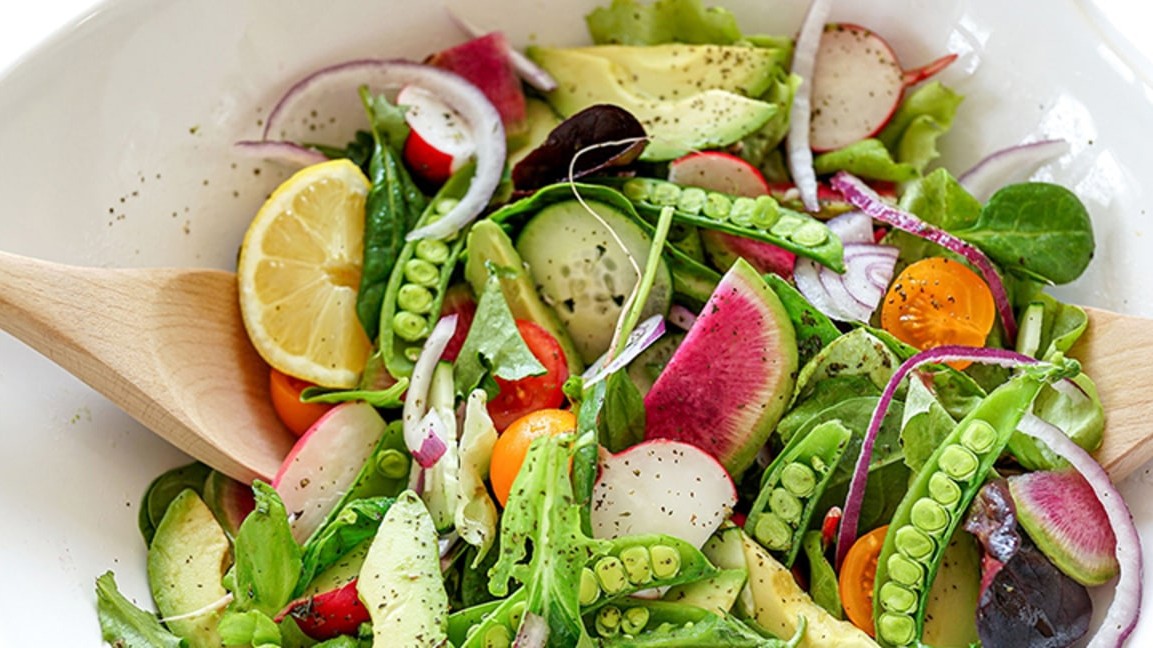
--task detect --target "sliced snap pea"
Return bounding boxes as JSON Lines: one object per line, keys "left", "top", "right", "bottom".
{"left": 581, "top": 534, "right": 720, "bottom": 614}
{"left": 607, "top": 177, "right": 845, "bottom": 272}
{"left": 745, "top": 419, "right": 852, "bottom": 567}
{"left": 871, "top": 372, "right": 1049, "bottom": 647}
{"left": 583, "top": 599, "right": 776, "bottom": 647}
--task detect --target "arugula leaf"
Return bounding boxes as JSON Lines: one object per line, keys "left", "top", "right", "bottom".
{"left": 94, "top": 572, "right": 183, "bottom": 648}
{"left": 453, "top": 265, "right": 547, "bottom": 396}
{"left": 229, "top": 481, "right": 302, "bottom": 617}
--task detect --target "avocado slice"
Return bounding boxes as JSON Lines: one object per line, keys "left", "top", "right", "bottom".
{"left": 527, "top": 46, "right": 778, "bottom": 161}
{"left": 464, "top": 219, "right": 585, "bottom": 375}
{"left": 147, "top": 489, "right": 230, "bottom": 648}
{"left": 562, "top": 44, "right": 784, "bottom": 98}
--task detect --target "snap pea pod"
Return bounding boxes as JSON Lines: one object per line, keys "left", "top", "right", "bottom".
{"left": 584, "top": 599, "right": 797, "bottom": 646}
{"left": 603, "top": 177, "right": 845, "bottom": 272}
{"left": 871, "top": 371, "right": 1049, "bottom": 647}
{"left": 376, "top": 163, "right": 474, "bottom": 380}
{"left": 449, "top": 590, "right": 527, "bottom": 648}
{"left": 355, "top": 142, "right": 427, "bottom": 341}
{"left": 745, "top": 420, "right": 852, "bottom": 567}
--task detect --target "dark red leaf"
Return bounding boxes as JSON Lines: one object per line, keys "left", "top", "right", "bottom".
{"left": 511, "top": 104, "right": 646, "bottom": 191}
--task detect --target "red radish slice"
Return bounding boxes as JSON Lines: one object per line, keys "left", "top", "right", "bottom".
{"left": 398, "top": 85, "right": 475, "bottom": 186}
{"left": 1016, "top": 414, "right": 1142, "bottom": 648}
{"left": 446, "top": 11, "right": 557, "bottom": 93}
{"left": 233, "top": 140, "right": 328, "bottom": 167}
{"left": 276, "top": 580, "right": 370, "bottom": 641}
{"left": 272, "top": 401, "right": 390, "bottom": 544}
{"left": 260, "top": 59, "right": 505, "bottom": 242}
{"left": 667, "top": 151, "right": 771, "bottom": 197}
{"left": 785, "top": 0, "right": 832, "bottom": 212}
{"left": 590, "top": 439, "right": 737, "bottom": 549}
{"left": 958, "top": 139, "right": 1070, "bottom": 203}
{"left": 809, "top": 24, "right": 957, "bottom": 152}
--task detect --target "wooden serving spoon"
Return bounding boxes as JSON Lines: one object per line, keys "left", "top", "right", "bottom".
{"left": 0, "top": 251, "right": 1150, "bottom": 484}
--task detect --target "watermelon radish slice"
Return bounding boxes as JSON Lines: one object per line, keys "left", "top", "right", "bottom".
{"left": 425, "top": 32, "right": 527, "bottom": 137}
{"left": 398, "top": 85, "right": 475, "bottom": 187}
{"left": 590, "top": 439, "right": 737, "bottom": 549}
{"left": 809, "top": 24, "right": 956, "bottom": 152}
{"left": 1007, "top": 468, "right": 1119, "bottom": 586}
{"left": 277, "top": 579, "right": 370, "bottom": 641}
{"left": 643, "top": 258, "right": 798, "bottom": 478}
{"left": 666, "top": 151, "right": 797, "bottom": 278}
{"left": 272, "top": 401, "right": 389, "bottom": 543}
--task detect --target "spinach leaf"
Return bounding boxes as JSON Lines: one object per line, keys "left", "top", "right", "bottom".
{"left": 297, "top": 496, "right": 394, "bottom": 594}
{"left": 599, "top": 368, "right": 646, "bottom": 452}
{"left": 138, "top": 461, "right": 212, "bottom": 546}
{"left": 228, "top": 481, "right": 302, "bottom": 617}
{"left": 885, "top": 168, "right": 982, "bottom": 265}
{"left": 899, "top": 375, "right": 957, "bottom": 472}
{"left": 801, "top": 531, "right": 842, "bottom": 619}
{"left": 776, "top": 375, "right": 879, "bottom": 445}
{"left": 94, "top": 572, "right": 183, "bottom": 648}
{"left": 954, "top": 182, "right": 1094, "bottom": 285}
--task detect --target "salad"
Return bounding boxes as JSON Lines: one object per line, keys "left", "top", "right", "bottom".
{"left": 92, "top": 0, "right": 1141, "bottom": 646}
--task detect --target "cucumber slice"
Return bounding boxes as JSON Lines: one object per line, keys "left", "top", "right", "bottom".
{"left": 516, "top": 199, "right": 671, "bottom": 363}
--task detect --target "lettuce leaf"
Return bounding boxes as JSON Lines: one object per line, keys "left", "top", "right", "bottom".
{"left": 456, "top": 390, "right": 500, "bottom": 565}
{"left": 586, "top": 0, "right": 742, "bottom": 45}
{"left": 877, "top": 81, "right": 963, "bottom": 173}
{"left": 813, "top": 138, "right": 919, "bottom": 182}
{"left": 95, "top": 572, "right": 183, "bottom": 648}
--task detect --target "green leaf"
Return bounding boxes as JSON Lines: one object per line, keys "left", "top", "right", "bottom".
{"left": 453, "top": 265, "right": 547, "bottom": 396}
{"left": 300, "top": 377, "right": 409, "bottom": 407}
{"left": 585, "top": 0, "right": 743, "bottom": 45}
{"left": 801, "top": 531, "right": 842, "bottom": 619}
{"left": 813, "top": 138, "right": 919, "bottom": 182}
{"left": 94, "top": 572, "right": 183, "bottom": 648}
{"left": 599, "top": 369, "right": 646, "bottom": 452}
{"left": 955, "top": 182, "right": 1095, "bottom": 285}
{"left": 138, "top": 461, "right": 212, "bottom": 546}
{"left": 297, "top": 496, "right": 394, "bottom": 593}
{"left": 229, "top": 481, "right": 302, "bottom": 617}
{"left": 360, "top": 87, "right": 410, "bottom": 153}
{"left": 899, "top": 376, "right": 957, "bottom": 472}
{"left": 218, "top": 610, "right": 282, "bottom": 647}
{"left": 877, "top": 81, "right": 963, "bottom": 172}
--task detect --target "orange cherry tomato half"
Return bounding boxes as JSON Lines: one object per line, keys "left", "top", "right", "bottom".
{"left": 269, "top": 368, "right": 334, "bottom": 437}
{"left": 880, "top": 257, "right": 996, "bottom": 369}
{"left": 839, "top": 524, "right": 889, "bottom": 637}
{"left": 487, "top": 320, "right": 569, "bottom": 431}
{"left": 489, "top": 408, "right": 576, "bottom": 507}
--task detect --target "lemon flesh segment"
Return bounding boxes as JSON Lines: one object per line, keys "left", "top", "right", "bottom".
{"left": 238, "top": 159, "right": 373, "bottom": 389}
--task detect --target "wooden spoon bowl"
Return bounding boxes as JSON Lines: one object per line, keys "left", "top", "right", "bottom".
{"left": 0, "top": 250, "right": 1149, "bottom": 483}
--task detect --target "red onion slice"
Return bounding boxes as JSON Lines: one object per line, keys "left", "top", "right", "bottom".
{"left": 794, "top": 243, "right": 898, "bottom": 323}
{"left": 446, "top": 10, "right": 558, "bottom": 93}
{"left": 582, "top": 314, "right": 666, "bottom": 386}
{"left": 958, "top": 139, "right": 1069, "bottom": 203}
{"left": 836, "top": 345, "right": 1045, "bottom": 566}
{"left": 830, "top": 171, "right": 1018, "bottom": 342}
{"left": 233, "top": 140, "right": 328, "bottom": 167}
{"left": 261, "top": 59, "right": 506, "bottom": 242}
{"left": 1016, "top": 413, "right": 1142, "bottom": 648}
{"left": 785, "top": 0, "right": 832, "bottom": 213}
{"left": 403, "top": 314, "right": 458, "bottom": 467}
{"left": 668, "top": 304, "right": 697, "bottom": 331}
{"left": 826, "top": 210, "right": 874, "bottom": 244}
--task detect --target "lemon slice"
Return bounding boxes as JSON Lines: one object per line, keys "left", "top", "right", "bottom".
{"left": 238, "top": 158, "right": 373, "bottom": 389}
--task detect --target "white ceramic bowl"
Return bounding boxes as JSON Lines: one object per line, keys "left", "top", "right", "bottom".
{"left": 2, "top": 0, "right": 1152, "bottom": 645}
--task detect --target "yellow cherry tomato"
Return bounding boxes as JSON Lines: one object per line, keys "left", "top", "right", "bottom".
{"left": 489, "top": 408, "right": 576, "bottom": 507}
{"left": 839, "top": 524, "right": 889, "bottom": 637}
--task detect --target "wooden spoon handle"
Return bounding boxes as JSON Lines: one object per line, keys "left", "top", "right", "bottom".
{"left": 1072, "top": 306, "right": 1153, "bottom": 480}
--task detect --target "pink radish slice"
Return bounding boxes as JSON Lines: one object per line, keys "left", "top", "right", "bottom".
{"left": 233, "top": 140, "right": 328, "bottom": 167}
{"left": 667, "top": 151, "right": 771, "bottom": 197}
{"left": 590, "top": 439, "right": 737, "bottom": 549}
{"left": 272, "top": 401, "right": 390, "bottom": 544}
{"left": 785, "top": 0, "right": 832, "bottom": 212}
{"left": 958, "top": 139, "right": 1069, "bottom": 203}
{"left": 809, "top": 23, "right": 957, "bottom": 153}
{"left": 398, "top": 85, "right": 475, "bottom": 186}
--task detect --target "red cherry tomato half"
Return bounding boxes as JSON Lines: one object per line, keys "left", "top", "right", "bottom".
{"left": 269, "top": 368, "right": 333, "bottom": 437}
{"left": 439, "top": 283, "right": 477, "bottom": 363}
{"left": 487, "top": 320, "right": 569, "bottom": 431}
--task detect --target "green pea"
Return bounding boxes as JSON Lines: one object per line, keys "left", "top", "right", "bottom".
{"left": 595, "top": 606, "right": 621, "bottom": 637}
{"left": 649, "top": 545, "right": 681, "bottom": 580}
{"left": 894, "top": 526, "right": 934, "bottom": 561}
{"left": 910, "top": 497, "right": 950, "bottom": 534}
{"left": 887, "top": 554, "right": 925, "bottom": 588}
{"left": 651, "top": 182, "right": 681, "bottom": 207}
{"left": 939, "top": 445, "right": 980, "bottom": 482}
{"left": 769, "top": 215, "right": 801, "bottom": 238}
{"left": 677, "top": 187, "right": 707, "bottom": 215}
{"left": 579, "top": 567, "right": 600, "bottom": 605}
{"left": 397, "top": 284, "right": 435, "bottom": 314}
{"left": 781, "top": 462, "right": 817, "bottom": 498}
{"left": 753, "top": 512, "right": 792, "bottom": 551}
{"left": 392, "top": 311, "right": 428, "bottom": 342}
{"left": 623, "top": 179, "right": 652, "bottom": 202}
{"left": 403, "top": 258, "right": 440, "bottom": 287}
{"left": 508, "top": 600, "right": 526, "bottom": 630}
{"left": 375, "top": 449, "right": 408, "bottom": 480}
{"left": 749, "top": 195, "right": 780, "bottom": 229}
{"left": 960, "top": 419, "right": 998, "bottom": 455}
{"left": 619, "top": 546, "right": 653, "bottom": 585}
{"left": 414, "top": 239, "right": 450, "bottom": 265}
{"left": 482, "top": 625, "right": 512, "bottom": 648}
{"left": 403, "top": 345, "right": 423, "bottom": 362}
{"left": 702, "top": 192, "right": 732, "bottom": 219}
{"left": 877, "top": 612, "right": 916, "bottom": 646}
{"left": 927, "top": 472, "right": 961, "bottom": 507}
{"left": 769, "top": 488, "right": 803, "bottom": 525}
{"left": 879, "top": 582, "right": 918, "bottom": 615}
{"left": 789, "top": 221, "right": 829, "bottom": 247}
{"left": 435, "top": 197, "right": 459, "bottom": 215}
{"left": 621, "top": 606, "right": 650, "bottom": 635}
{"left": 595, "top": 556, "right": 628, "bottom": 595}
{"left": 729, "top": 197, "right": 757, "bottom": 225}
